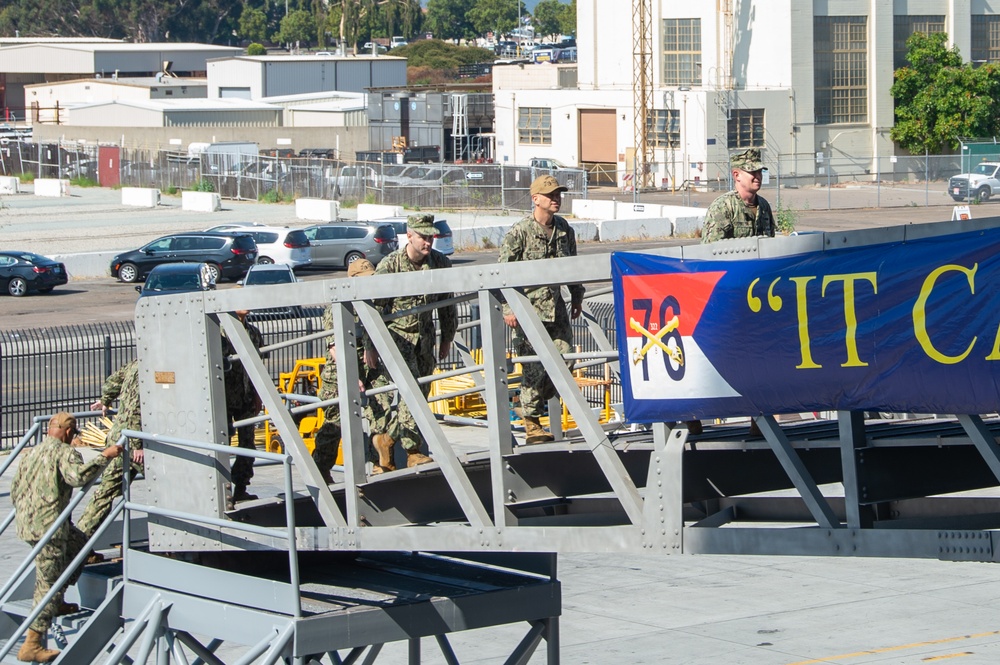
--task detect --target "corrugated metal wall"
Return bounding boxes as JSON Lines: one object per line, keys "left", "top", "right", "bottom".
{"left": 208, "top": 60, "right": 265, "bottom": 99}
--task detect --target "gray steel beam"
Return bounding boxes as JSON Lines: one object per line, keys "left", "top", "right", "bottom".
{"left": 355, "top": 300, "right": 492, "bottom": 527}
{"left": 502, "top": 288, "right": 643, "bottom": 524}
{"left": 479, "top": 290, "right": 517, "bottom": 526}
{"left": 957, "top": 414, "right": 1000, "bottom": 483}
{"left": 219, "top": 313, "right": 347, "bottom": 528}
{"left": 838, "top": 411, "right": 870, "bottom": 529}
{"left": 755, "top": 415, "right": 839, "bottom": 529}
{"left": 331, "top": 302, "right": 365, "bottom": 526}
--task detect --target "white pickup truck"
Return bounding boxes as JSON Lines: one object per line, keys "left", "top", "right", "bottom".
{"left": 948, "top": 162, "right": 1000, "bottom": 202}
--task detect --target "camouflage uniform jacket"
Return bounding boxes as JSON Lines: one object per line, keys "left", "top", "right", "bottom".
{"left": 101, "top": 359, "right": 142, "bottom": 449}
{"left": 11, "top": 435, "right": 110, "bottom": 542}
{"left": 701, "top": 190, "right": 776, "bottom": 243}
{"left": 222, "top": 321, "right": 265, "bottom": 418}
{"left": 497, "top": 214, "right": 585, "bottom": 322}
{"left": 365, "top": 248, "right": 458, "bottom": 350}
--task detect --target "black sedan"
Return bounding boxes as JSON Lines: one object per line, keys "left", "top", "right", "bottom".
{"left": 0, "top": 251, "right": 68, "bottom": 297}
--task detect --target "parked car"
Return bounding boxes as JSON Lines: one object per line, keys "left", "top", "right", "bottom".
{"left": 330, "top": 164, "right": 379, "bottom": 197}
{"left": 948, "top": 161, "right": 1000, "bottom": 202}
{"left": 301, "top": 223, "right": 398, "bottom": 269}
{"left": 204, "top": 222, "right": 266, "bottom": 232}
{"left": 238, "top": 262, "right": 300, "bottom": 287}
{"left": 210, "top": 226, "right": 311, "bottom": 268}
{"left": 110, "top": 232, "right": 258, "bottom": 284}
{"left": 135, "top": 263, "right": 216, "bottom": 299}
{"left": 363, "top": 217, "right": 454, "bottom": 256}
{"left": 0, "top": 251, "right": 68, "bottom": 297}
{"left": 238, "top": 263, "right": 302, "bottom": 318}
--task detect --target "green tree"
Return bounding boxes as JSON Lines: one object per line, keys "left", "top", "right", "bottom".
{"left": 533, "top": 0, "right": 565, "bottom": 41}
{"left": 891, "top": 32, "right": 1000, "bottom": 154}
{"left": 425, "top": 0, "right": 476, "bottom": 41}
{"left": 558, "top": 0, "right": 575, "bottom": 37}
{"left": 467, "top": 0, "right": 523, "bottom": 39}
{"left": 238, "top": 6, "right": 269, "bottom": 44}
{"left": 276, "top": 8, "right": 317, "bottom": 46}
{"left": 246, "top": 42, "right": 267, "bottom": 55}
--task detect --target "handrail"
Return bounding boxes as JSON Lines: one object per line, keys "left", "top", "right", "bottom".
{"left": 119, "top": 428, "right": 301, "bottom": 617}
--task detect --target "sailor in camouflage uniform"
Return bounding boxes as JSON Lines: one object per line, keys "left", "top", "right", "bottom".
{"left": 313, "top": 258, "right": 376, "bottom": 483}
{"left": 80, "top": 358, "right": 142, "bottom": 537}
{"left": 363, "top": 214, "right": 457, "bottom": 471}
{"left": 223, "top": 310, "right": 265, "bottom": 506}
{"left": 498, "top": 174, "right": 585, "bottom": 444}
{"left": 11, "top": 412, "right": 122, "bottom": 663}
{"left": 701, "top": 148, "right": 776, "bottom": 243}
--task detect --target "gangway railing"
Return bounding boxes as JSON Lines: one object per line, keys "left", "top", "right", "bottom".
{"left": 114, "top": 215, "right": 1000, "bottom": 563}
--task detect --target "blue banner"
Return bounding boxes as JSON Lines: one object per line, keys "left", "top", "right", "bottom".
{"left": 612, "top": 228, "right": 1000, "bottom": 423}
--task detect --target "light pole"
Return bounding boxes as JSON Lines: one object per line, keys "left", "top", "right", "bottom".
{"left": 678, "top": 86, "right": 690, "bottom": 205}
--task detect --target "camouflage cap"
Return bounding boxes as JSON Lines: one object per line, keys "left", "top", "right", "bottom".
{"left": 731, "top": 148, "right": 764, "bottom": 172}
{"left": 49, "top": 412, "right": 78, "bottom": 434}
{"left": 530, "top": 174, "right": 568, "bottom": 196}
{"left": 407, "top": 213, "right": 436, "bottom": 236}
{"left": 347, "top": 258, "right": 376, "bottom": 277}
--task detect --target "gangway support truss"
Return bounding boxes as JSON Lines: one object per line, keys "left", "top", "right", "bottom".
{"left": 7, "top": 216, "right": 1000, "bottom": 661}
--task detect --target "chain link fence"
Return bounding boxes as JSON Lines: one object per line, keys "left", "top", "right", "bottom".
{"left": 0, "top": 140, "right": 982, "bottom": 212}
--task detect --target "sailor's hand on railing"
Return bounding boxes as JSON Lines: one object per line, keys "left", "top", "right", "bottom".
{"left": 131, "top": 449, "right": 144, "bottom": 465}
{"left": 570, "top": 303, "right": 582, "bottom": 320}
{"left": 90, "top": 399, "right": 108, "bottom": 416}
{"left": 438, "top": 340, "right": 452, "bottom": 361}
{"left": 364, "top": 347, "right": 379, "bottom": 369}
{"left": 504, "top": 313, "right": 518, "bottom": 328}
{"left": 101, "top": 444, "right": 124, "bottom": 460}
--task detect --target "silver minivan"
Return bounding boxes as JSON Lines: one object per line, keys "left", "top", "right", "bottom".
{"left": 301, "top": 223, "right": 398, "bottom": 269}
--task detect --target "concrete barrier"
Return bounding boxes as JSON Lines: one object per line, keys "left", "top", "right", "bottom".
{"left": 182, "top": 191, "right": 222, "bottom": 212}
{"left": 122, "top": 187, "right": 160, "bottom": 208}
{"left": 34, "top": 179, "right": 70, "bottom": 197}
{"left": 451, "top": 221, "right": 599, "bottom": 252}
{"left": 0, "top": 177, "right": 18, "bottom": 194}
{"left": 296, "top": 198, "right": 340, "bottom": 222}
{"left": 51, "top": 251, "right": 118, "bottom": 279}
{"left": 357, "top": 203, "right": 403, "bottom": 220}
{"left": 597, "top": 218, "right": 674, "bottom": 242}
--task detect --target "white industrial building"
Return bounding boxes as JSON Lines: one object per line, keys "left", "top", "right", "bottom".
{"left": 206, "top": 55, "right": 407, "bottom": 99}
{"left": 493, "top": 1, "right": 1000, "bottom": 189}
{"left": 0, "top": 42, "right": 241, "bottom": 116}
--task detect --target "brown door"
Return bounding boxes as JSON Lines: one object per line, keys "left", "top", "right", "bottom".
{"left": 98, "top": 146, "right": 120, "bottom": 188}
{"left": 579, "top": 109, "right": 617, "bottom": 185}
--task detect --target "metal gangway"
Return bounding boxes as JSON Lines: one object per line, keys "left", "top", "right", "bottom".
{"left": 4, "top": 215, "right": 1000, "bottom": 663}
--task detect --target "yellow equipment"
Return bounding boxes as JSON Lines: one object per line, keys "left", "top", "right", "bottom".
{"left": 262, "top": 357, "right": 342, "bottom": 465}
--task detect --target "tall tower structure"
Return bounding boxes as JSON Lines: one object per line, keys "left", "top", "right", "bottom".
{"left": 632, "top": 0, "right": 654, "bottom": 190}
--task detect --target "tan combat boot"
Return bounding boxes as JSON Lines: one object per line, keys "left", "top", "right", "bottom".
{"left": 371, "top": 434, "right": 396, "bottom": 474}
{"left": 406, "top": 448, "right": 433, "bottom": 468}
{"left": 523, "top": 416, "right": 554, "bottom": 444}
{"left": 18, "top": 629, "right": 59, "bottom": 663}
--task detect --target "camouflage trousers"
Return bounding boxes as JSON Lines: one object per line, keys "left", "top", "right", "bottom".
{"left": 28, "top": 525, "right": 87, "bottom": 632}
{"left": 514, "top": 318, "right": 573, "bottom": 419}
{"left": 368, "top": 333, "right": 436, "bottom": 452}
{"left": 78, "top": 454, "right": 141, "bottom": 538}
{"left": 313, "top": 359, "right": 375, "bottom": 473}
{"left": 231, "top": 413, "right": 257, "bottom": 488}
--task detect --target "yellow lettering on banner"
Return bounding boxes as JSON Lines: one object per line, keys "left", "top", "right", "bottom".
{"left": 913, "top": 263, "right": 977, "bottom": 364}
{"left": 821, "top": 272, "right": 878, "bottom": 367}
{"left": 790, "top": 276, "right": 821, "bottom": 369}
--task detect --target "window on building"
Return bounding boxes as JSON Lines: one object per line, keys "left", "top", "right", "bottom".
{"left": 894, "top": 15, "right": 945, "bottom": 69}
{"left": 728, "top": 108, "right": 764, "bottom": 149}
{"left": 518, "top": 107, "right": 551, "bottom": 145}
{"left": 972, "top": 15, "right": 1000, "bottom": 64}
{"left": 663, "top": 18, "right": 701, "bottom": 86}
{"left": 646, "top": 109, "right": 679, "bottom": 148}
{"left": 814, "top": 16, "right": 868, "bottom": 125}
